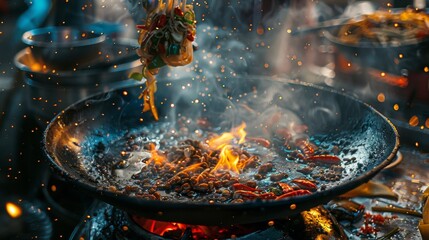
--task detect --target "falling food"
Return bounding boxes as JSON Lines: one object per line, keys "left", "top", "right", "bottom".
{"left": 131, "top": 0, "right": 197, "bottom": 120}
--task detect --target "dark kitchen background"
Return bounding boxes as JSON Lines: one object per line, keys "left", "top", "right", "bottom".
{"left": 0, "top": 0, "right": 428, "bottom": 239}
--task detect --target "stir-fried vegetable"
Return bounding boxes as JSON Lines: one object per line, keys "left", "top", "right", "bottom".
{"left": 131, "top": 2, "right": 197, "bottom": 120}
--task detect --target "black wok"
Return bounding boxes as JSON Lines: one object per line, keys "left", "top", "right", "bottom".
{"left": 323, "top": 16, "right": 429, "bottom": 75}
{"left": 43, "top": 77, "right": 399, "bottom": 225}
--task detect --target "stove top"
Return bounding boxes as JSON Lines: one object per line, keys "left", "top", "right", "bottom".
{"left": 57, "top": 147, "right": 427, "bottom": 240}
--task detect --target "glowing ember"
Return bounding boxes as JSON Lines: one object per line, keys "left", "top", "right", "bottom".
{"left": 131, "top": 215, "right": 258, "bottom": 239}
{"left": 409, "top": 115, "right": 419, "bottom": 127}
{"left": 368, "top": 69, "right": 409, "bottom": 88}
{"left": 6, "top": 202, "right": 22, "bottom": 218}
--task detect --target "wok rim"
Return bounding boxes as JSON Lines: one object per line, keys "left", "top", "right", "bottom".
{"left": 323, "top": 29, "right": 429, "bottom": 49}
{"left": 42, "top": 77, "right": 400, "bottom": 217}
{"left": 323, "top": 7, "right": 429, "bottom": 49}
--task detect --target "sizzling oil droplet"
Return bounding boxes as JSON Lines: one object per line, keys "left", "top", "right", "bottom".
{"left": 377, "top": 93, "right": 385, "bottom": 102}
{"left": 393, "top": 104, "right": 399, "bottom": 111}
{"left": 409, "top": 116, "right": 419, "bottom": 127}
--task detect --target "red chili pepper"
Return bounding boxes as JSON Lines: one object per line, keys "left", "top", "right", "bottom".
{"left": 275, "top": 189, "right": 311, "bottom": 200}
{"left": 305, "top": 155, "right": 341, "bottom": 165}
{"left": 246, "top": 137, "right": 271, "bottom": 148}
{"left": 157, "top": 14, "right": 167, "bottom": 28}
{"left": 278, "top": 182, "right": 294, "bottom": 193}
{"left": 371, "top": 214, "right": 386, "bottom": 225}
{"left": 174, "top": 7, "right": 184, "bottom": 17}
{"left": 296, "top": 153, "right": 306, "bottom": 160}
{"left": 233, "top": 190, "right": 260, "bottom": 200}
{"left": 233, "top": 190, "right": 275, "bottom": 200}
{"left": 291, "top": 179, "right": 317, "bottom": 191}
{"left": 186, "top": 32, "right": 195, "bottom": 41}
{"left": 258, "top": 192, "right": 276, "bottom": 200}
{"left": 136, "top": 24, "right": 148, "bottom": 30}
{"left": 295, "top": 139, "right": 315, "bottom": 157}
{"left": 232, "top": 183, "right": 262, "bottom": 192}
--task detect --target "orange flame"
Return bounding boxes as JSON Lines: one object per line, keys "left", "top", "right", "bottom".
{"left": 212, "top": 146, "right": 240, "bottom": 174}
{"left": 145, "top": 123, "right": 248, "bottom": 175}
{"left": 131, "top": 215, "right": 256, "bottom": 239}
{"left": 208, "top": 122, "right": 247, "bottom": 174}
{"left": 207, "top": 122, "right": 247, "bottom": 149}
{"left": 147, "top": 142, "right": 167, "bottom": 166}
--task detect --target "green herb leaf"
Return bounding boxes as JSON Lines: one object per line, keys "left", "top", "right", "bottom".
{"left": 129, "top": 72, "right": 144, "bottom": 81}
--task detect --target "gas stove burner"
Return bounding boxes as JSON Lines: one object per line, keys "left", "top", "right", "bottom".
{"left": 70, "top": 201, "right": 347, "bottom": 240}
{"left": 127, "top": 214, "right": 275, "bottom": 240}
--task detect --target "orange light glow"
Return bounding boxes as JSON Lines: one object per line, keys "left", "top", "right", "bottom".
{"left": 145, "top": 123, "right": 249, "bottom": 176}
{"left": 207, "top": 123, "right": 247, "bottom": 174}
{"left": 147, "top": 143, "right": 167, "bottom": 166}
{"left": 425, "top": 118, "right": 429, "bottom": 128}
{"left": 409, "top": 116, "right": 419, "bottom": 127}
{"left": 368, "top": 70, "right": 409, "bottom": 88}
{"left": 207, "top": 122, "right": 247, "bottom": 149}
{"left": 377, "top": 93, "right": 386, "bottom": 102}
{"left": 212, "top": 146, "right": 240, "bottom": 174}
{"left": 6, "top": 202, "right": 22, "bottom": 218}
{"left": 31, "top": 63, "right": 42, "bottom": 71}
{"left": 393, "top": 104, "right": 400, "bottom": 111}
{"left": 131, "top": 215, "right": 256, "bottom": 239}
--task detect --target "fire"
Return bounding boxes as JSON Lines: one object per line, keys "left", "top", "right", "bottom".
{"left": 145, "top": 122, "right": 248, "bottom": 176}
{"left": 212, "top": 146, "right": 240, "bottom": 174}
{"left": 208, "top": 122, "right": 247, "bottom": 174}
{"left": 131, "top": 215, "right": 257, "bottom": 239}
{"left": 147, "top": 142, "right": 167, "bottom": 166}
{"left": 207, "top": 122, "right": 247, "bottom": 149}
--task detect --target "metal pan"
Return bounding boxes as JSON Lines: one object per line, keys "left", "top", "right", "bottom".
{"left": 43, "top": 77, "right": 399, "bottom": 225}
{"left": 323, "top": 9, "right": 429, "bottom": 75}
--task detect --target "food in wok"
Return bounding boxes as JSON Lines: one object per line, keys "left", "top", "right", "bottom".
{"left": 337, "top": 8, "right": 429, "bottom": 46}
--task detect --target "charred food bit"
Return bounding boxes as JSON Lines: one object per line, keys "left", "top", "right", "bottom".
{"left": 327, "top": 199, "right": 365, "bottom": 223}
{"left": 288, "top": 206, "right": 348, "bottom": 240}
